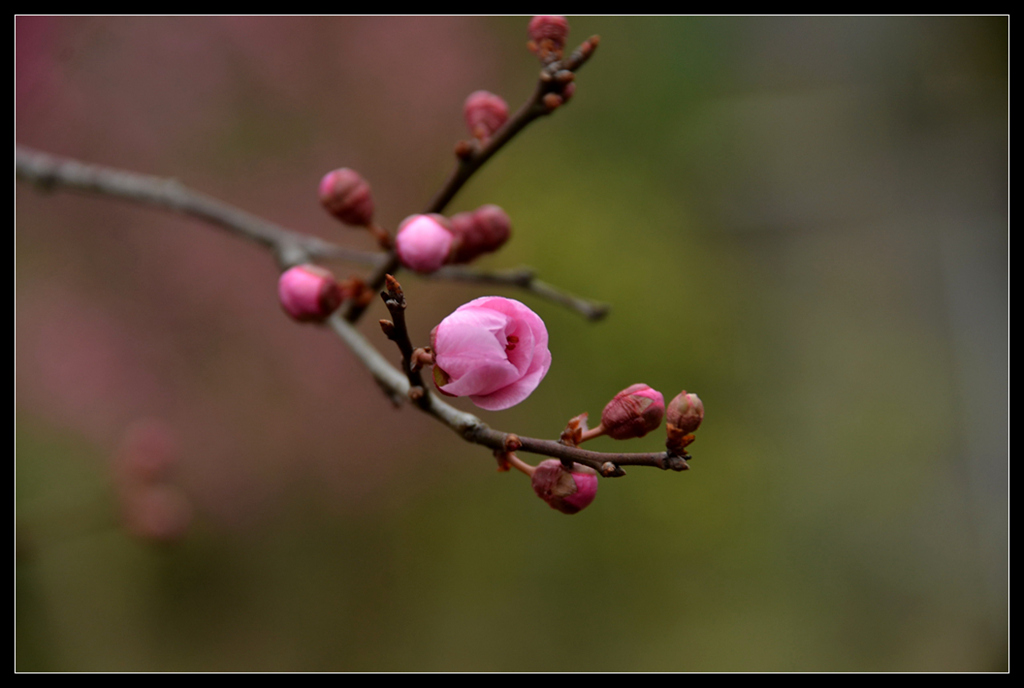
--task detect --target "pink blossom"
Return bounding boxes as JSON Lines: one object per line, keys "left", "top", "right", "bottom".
{"left": 667, "top": 391, "right": 704, "bottom": 435}
{"left": 278, "top": 264, "right": 343, "bottom": 322}
{"left": 463, "top": 90, "right": 509, "bottom": 140}
{"left": 531, "top": 459, "right": 598, "bottom": 514}
{"left": 528, "top": 15, "right": 569, "bottom": 51}
{"left": 431, "top": 296, "right": 551, "bottom": 411}
{"left": 318, "top": 167, "right": 374, "bottom": 226}
{"left": 449, "top": 204, "right": 511, "bottom": 264}
{"left": 528, "top": 15, "right": 569, "bottom": 62}
{"left": 395, "top": 214, "right": 454, "bottom": 273}
{"left": 600, "top": 383, "right": 665, "bottom": 439}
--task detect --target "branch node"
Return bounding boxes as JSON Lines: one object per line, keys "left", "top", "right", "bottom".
{"left": 664, "top": 453, "right": 691, "bottom": 472}
{"left": 503, "top": 433, "right": 523, "bottom": 453}
{"left": 600, "top": 461, "right": 626, "bottom": 478}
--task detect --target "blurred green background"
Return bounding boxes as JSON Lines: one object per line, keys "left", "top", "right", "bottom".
{"left": 16, "top": 16, "right": 1007, "bottom": 671}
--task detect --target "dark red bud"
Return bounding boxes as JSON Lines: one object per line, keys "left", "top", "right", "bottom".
{"left": 601, "top": 384, "right": 665, "bottom": 440}
{"left": 464, "top": 90, "right": 509, "bottom": 140}
{"left": 531, "top": 459, "right": 598, "bottom": 515}
{"left": 528, "top": 15, "right": 569, "bottom": 60}
{"left": 449, "top": 204, "right": 512, "bottom": 264}
{"left": 319, "top": 168, "right": 375, "bottom": 226}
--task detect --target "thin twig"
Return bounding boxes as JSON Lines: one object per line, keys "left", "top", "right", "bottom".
{"left": 16, "top": 146, "right": 610, "bottom": 322}
{"left": 431, "top": 265, "right": 610, "bottom": 321}
{"left": 378, "top": 275, "right": 431, "bottom": 409}
{"left": 425, "top": 35, "right": 600, "bottom": 216}
{"left": 343, "top": 34, "right": 600, "bottom": 325}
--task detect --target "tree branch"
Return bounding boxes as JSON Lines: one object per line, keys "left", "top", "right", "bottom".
{"left": 16, "top": 146, "right": 601, "bottom": 320}
{"left": 431, "top": 265, "right": 610, "bottom": 321}
{"left": 425, "top": 35, "right": 600, "bottom": 216}
{"left": 364, "top": 275, "right": 688, "bottom": 478}
{"left": 16, "top": 145, "right": 384, "bottom": 271}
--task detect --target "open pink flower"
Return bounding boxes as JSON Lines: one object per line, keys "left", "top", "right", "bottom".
{"left": 431, "top": 296, "right": 551, "bottom": 411}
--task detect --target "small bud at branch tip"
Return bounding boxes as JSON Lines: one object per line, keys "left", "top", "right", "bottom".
{"left": 464, "top": 90, "right": 509, "bottom": 141}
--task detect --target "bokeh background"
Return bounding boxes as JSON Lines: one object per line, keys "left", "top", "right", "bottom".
{"left": 16, "top": 16, "right": 1007, "bottom": 671}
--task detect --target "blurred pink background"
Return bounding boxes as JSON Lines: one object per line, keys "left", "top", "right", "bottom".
{"left": 17, "top": 16, "right": 1007, "bottom": 671}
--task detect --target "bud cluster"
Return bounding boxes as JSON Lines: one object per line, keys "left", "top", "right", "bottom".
{"left": 394, "top": 206, "right": 512, "bottom": 274}
{"left": 572, "top": 384, "right": 704, "bottom": 457}
{"left": 296, "top": 16, "right": 689, "bottom": 518}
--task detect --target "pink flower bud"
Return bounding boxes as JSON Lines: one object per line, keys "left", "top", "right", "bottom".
{"left": 394, "top": 214, "right": 455, "bottom": 274}
{"left": 601, "top": 383, "right": 665, "bottom": 440}
{"left": 464, "top": 90, "right": 509, "bottom": 140}
{"left": 319, "top": 168, "right": 375, "bottom": 226}
{"left": 528, "top": 15, "right": 569, "bottom": 56}
{"left": 449, "top": 204, "right": 512, "bottom": 264}
{"left": 121, "top": 483, "right": 193, "bottom": 543}
{"left": 431, "top": 296, "right": 551, "bottom": 411}
{"left": 531, "top": 459, "right": 598, "bottom": 514}
{"left": 116, "top": 418, "right": 178, "bottom": 484}
{"left": 667, "top": 391, "right": 704, "bottom": 435}
{"left": 278, "top": 264, "right": 344, "bottom": 323}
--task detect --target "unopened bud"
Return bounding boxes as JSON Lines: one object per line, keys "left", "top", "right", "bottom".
{"left": 667, "top": 391, "right": 704, "bottom": 435}
{"left": 116, "top": 419, "right": 177, "bottom": 484}
{"left": 601, "top": 383, "right": 665, "bottom": 440}
{"left": 464, "top": 90, "right": 509, "bottom": 141}
{"left": 395, "top": 214, "right": 455, "bottom": 273}
{"left": 531, "top": 459, "right": 598, "bottom": 515}
{"left": 542, "top": 92, "right": 563, "bottom": 111}
{"left": 528, "top": 15, "right": 569, "bottom": 61}
{"left": 121, "top": 483, "right": 192, "bottom": 544}
{"left": 449, "top": 204, "right": 512, "bottom": 264}
{"left": 278, "top": 264, "right": 344, "bottom": 323}
{"left": 319, "top": 168, "right": 375, "bottom": 226}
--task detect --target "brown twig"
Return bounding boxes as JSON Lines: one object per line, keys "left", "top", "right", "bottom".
{"left": 425, "top": 35, "right": 600, "bottom": 216}
{"left": 378, "top": 275, "right": 431, "bottom": 409}
{"left": 431, "top": 265, "right": 610, "bottom": 321}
